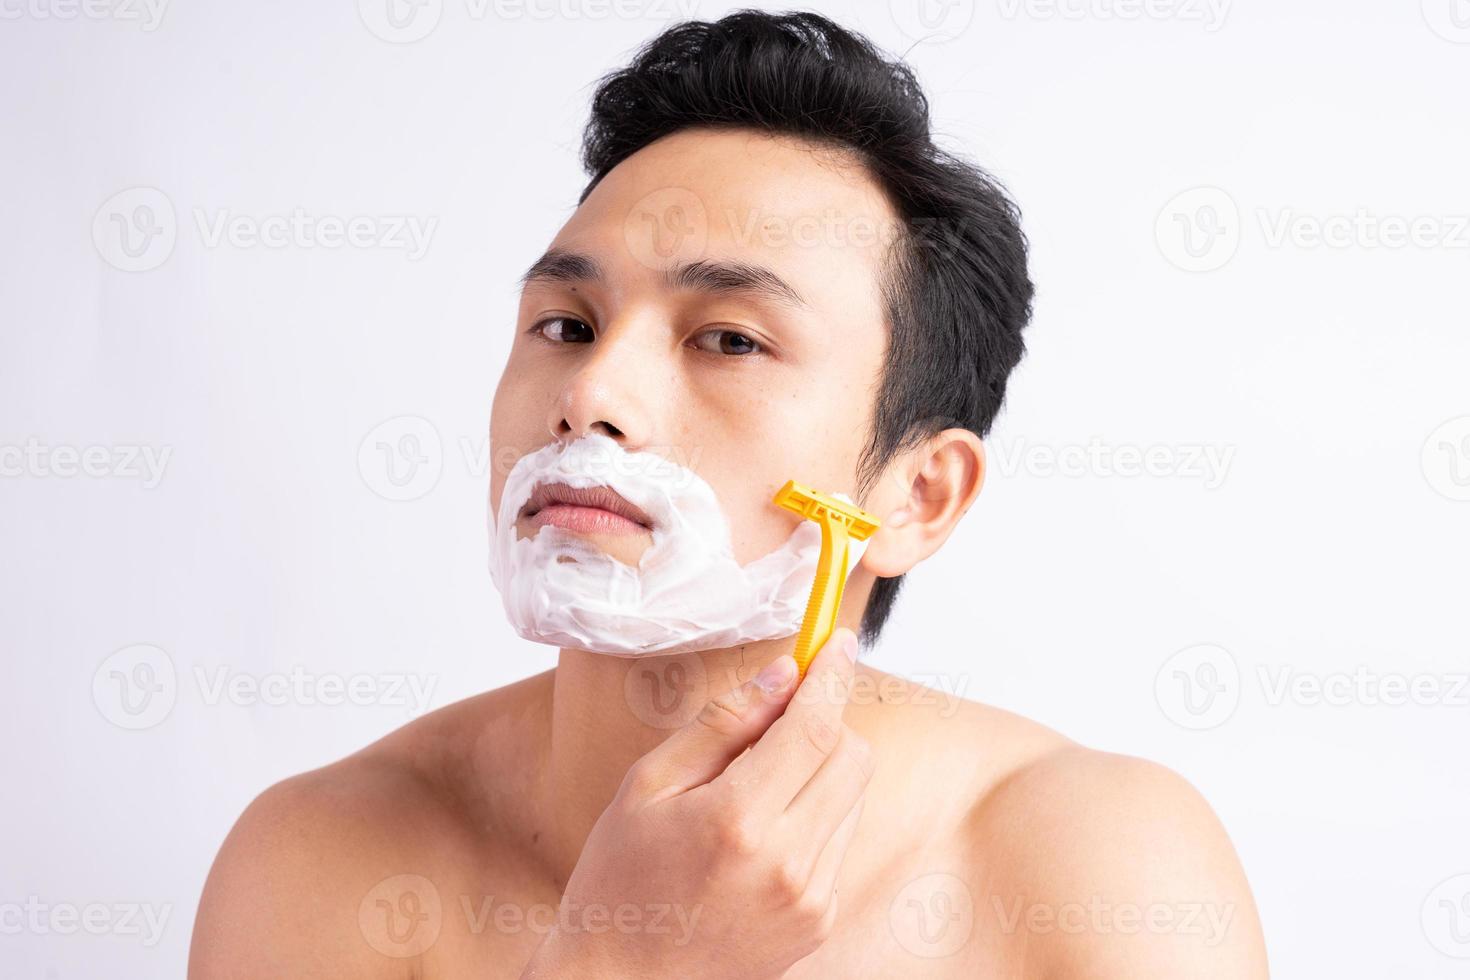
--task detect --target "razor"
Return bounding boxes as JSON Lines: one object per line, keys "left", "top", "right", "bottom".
{"left": 772, "top": 480, "right": 881, "bottom": 677}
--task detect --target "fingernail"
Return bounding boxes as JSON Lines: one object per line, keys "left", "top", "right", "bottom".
{"left": 755, "top": 656, "right": 796, "bottom": 696}
{"left": 839, "top": 630, "right": 859, "bottom": 664}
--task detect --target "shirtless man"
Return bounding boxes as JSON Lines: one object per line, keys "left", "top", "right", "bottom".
{"left": 189, "top": 11, "right": 1269, "bottom": 978}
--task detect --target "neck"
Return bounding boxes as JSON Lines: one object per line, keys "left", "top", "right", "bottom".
{"left": 534, "top": 635, "right": 792, "bottom": 883}
{"left": 524, "top": 557, "right": 876, "bottom": 886}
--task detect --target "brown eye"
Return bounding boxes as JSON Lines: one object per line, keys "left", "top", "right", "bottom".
{"left": 533, "top": 317, "right": 594, "bottom": 343}
{"left": 692, "top": 329, "right": 762, "bottom": 356}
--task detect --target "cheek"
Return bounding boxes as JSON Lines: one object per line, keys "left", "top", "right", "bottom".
{"left": 488, "top": 363, "right": 545, "bottom": 518}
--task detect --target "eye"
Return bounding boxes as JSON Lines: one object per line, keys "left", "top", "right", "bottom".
{"left": 531, "top": 316, "right": 594, "bottom": 344}
{"left": 691, "top": 329, "right": 763, "bottom": 356}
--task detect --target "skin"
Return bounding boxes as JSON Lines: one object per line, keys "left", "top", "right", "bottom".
{"left": 189, "top": 128, "right": 1270, "bottom": 978}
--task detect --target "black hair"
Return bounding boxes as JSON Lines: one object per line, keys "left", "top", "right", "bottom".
{"left": 578, "top": 10, "right": 1033, "bottom": 646}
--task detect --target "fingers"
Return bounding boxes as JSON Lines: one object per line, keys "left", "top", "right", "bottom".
{"left": 776, "top": 722, "right": 872, "bottom": 888}
{"left": 716, "top": 628, "right": 859, "bottom": 814}
{"left": 628, "top": 655, "right": 800, "bottom": 799}
{"left": 803, "top": 794, "right": 865, "bottom": 901}
{"left": 783, "top": 724, "right": 873, "bottom": 831}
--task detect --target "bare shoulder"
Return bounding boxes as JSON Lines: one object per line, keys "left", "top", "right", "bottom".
{"left": 847, "top": 667, "right": 1266, "bottom": 976}
{"left": 967, "top": 744, "right": 1270, "bottom": 978}
{"left": 188, "top": 672, "right": 552, "bottom": 978}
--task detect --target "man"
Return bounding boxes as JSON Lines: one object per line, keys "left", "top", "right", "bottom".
{"left": 191, "top": 11, "right": 1268, "bottom": 977}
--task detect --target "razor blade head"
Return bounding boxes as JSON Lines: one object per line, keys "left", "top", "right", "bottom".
{"left": 773, "top": 480, "right": 881, "bottom": 540}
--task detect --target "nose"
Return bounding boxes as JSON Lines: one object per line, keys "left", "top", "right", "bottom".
{"left": 547, "top": 325, "right": 656, "bottom": 447}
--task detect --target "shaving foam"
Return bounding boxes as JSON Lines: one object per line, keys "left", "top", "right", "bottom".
{"left": 488, "top": 434, "right": 867, "bottom": 656}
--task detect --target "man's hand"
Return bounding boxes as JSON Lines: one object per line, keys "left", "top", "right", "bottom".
{"left": 520, "top": 628, "right": 873, "bottom": 979}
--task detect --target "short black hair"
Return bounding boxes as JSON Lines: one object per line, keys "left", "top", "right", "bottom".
{"left": 578, "top": 10, "right": 1034, "bottom": 646}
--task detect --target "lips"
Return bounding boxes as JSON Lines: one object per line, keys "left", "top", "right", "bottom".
{"left": 519, "top": 482, "right": 654, "bottom": 535}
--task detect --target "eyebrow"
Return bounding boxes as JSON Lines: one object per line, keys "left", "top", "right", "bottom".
{"left": 519, "top": 248, "right": 807, "bottom": 310}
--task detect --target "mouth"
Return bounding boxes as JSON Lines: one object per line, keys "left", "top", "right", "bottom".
{"left": 519, "top": 482, "right": 654, "bottom": 536}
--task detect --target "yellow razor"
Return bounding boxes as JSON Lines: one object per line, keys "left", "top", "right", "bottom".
{"left": 773, "top": 481, "right": 881, "bottom": 678}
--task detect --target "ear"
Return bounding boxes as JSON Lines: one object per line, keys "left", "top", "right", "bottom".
{"left": 859, "top": 429, "right": 986, "bottom": 578}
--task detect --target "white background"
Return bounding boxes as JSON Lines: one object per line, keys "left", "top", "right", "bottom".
{"left": 3, "top": 0, "right": 1468, "bottom": 976}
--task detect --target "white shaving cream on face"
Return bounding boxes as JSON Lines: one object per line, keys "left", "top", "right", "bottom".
{"left": 488, "top": 433, "right": 867, "bottom": 656}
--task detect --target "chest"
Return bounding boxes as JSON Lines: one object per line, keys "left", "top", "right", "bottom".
{"left": 422, "top": 834, "right": 1024, "bottom": 978}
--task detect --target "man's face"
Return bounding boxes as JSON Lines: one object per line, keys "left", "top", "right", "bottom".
{"left": 490, "top": 127, "right": 898, "bottom": 570}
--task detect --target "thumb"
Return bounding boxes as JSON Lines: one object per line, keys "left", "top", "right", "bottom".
{"left": 635, "top": 655, "right": 800, "bottom": 797}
